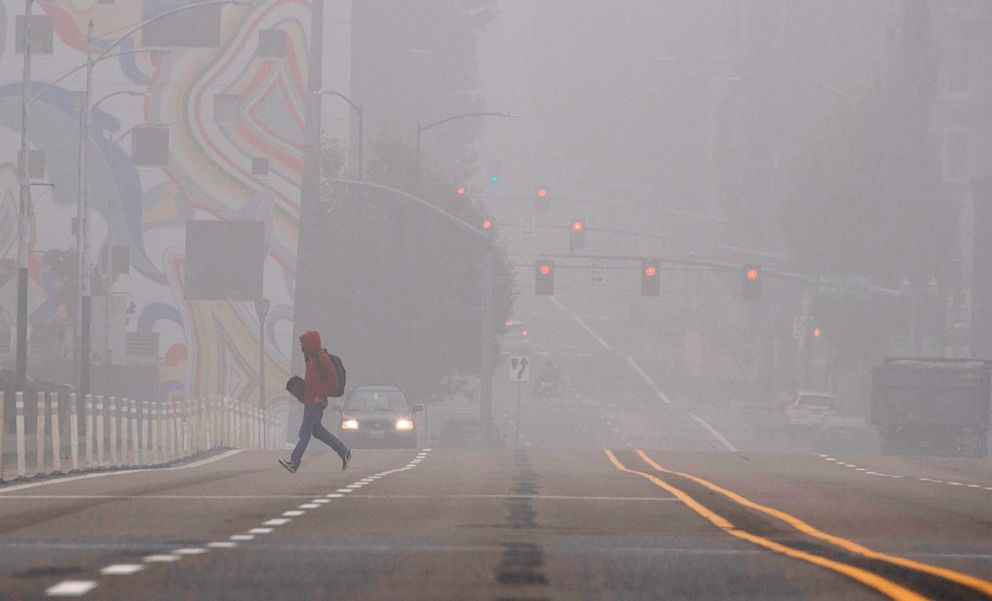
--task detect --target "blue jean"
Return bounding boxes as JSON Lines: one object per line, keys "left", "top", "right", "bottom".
{"left": 291, "top": 404, "right": 349, "bottom": 465}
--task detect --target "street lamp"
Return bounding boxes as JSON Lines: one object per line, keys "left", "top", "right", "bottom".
{"left": 73, "top": 0, "right": 254, "bottom": 395}
{"left": 314, "top": 89, "right": 363, "bottom": 180}
{"left": 14, "top": 0, "right": 36, "bottom": 386}
{"left": 415, "top": 111, "right": 515, "bottom": 185}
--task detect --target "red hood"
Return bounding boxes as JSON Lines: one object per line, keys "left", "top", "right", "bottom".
{"left": 300, "top": 330, "right": 322, "bottom": 353}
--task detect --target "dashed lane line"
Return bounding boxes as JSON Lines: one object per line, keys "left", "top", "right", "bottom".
{"left": 43, "top": 449, "right": 432, "bottom": 597}
{"left": 45, "top": 581, "right": 97, "bottom": 597}
{"left": 818, "top": 454, "right": 989, "bottom": 489}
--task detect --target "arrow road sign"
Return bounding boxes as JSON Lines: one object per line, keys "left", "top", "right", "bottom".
{"left": 509, "top": 356, "right": 530, "bottom": 382}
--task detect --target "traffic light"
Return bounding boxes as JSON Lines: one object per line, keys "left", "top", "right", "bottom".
{"left": 812, "top": 325, "right": 823, "bottom": 339}
{"left": 481, "top": 218, "right": 496, "bottom": 237}
{"left": 569, "top": 218, "right": 586, "bottom": 252}
{"left": 535, "top": 260, "right": 555, "bottom": 295}
{"left": 641, "top": 259, "right": 660, "bottom": 296}
{"left": 742, "top": 264, "right": 761, "bottom": 299}
{"left": 535, "top": 187, "right": 549, "bottom": 212}
{"left": 457, "top": 186, "right": 466, "bottom": 196}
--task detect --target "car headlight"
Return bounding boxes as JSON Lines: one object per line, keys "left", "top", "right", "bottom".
{"left": 395, "top": 418, "right": 414, "bottom": 431}
{"left": 341, "top": 419, "right": 359, "bottom": 430}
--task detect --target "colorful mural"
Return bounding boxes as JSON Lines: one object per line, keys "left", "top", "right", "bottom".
{"left": 0, "top": 0, "right": 326, "bottom": 407}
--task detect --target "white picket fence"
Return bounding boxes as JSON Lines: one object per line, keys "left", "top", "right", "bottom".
{"left": 0, "top": 392, "right": 287, "bottom": 481}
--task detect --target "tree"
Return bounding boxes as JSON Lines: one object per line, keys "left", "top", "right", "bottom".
{"left": 315, "top": 133, "right": 516, "bottom": 404}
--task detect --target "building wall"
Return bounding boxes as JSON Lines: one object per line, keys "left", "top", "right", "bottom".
{"left": 0, "top": 0, "right": 351, "bottom": 405}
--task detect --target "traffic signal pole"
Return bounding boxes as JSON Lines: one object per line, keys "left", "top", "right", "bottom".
{"left": 480, "top": 248, "right": 495, "bottom": 448}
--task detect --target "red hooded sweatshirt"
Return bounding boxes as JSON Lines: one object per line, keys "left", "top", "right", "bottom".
{"left": 300, "top": 331, "right": 338, "bottom": 406}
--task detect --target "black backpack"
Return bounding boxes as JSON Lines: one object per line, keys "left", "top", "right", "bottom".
{"left": 320, "top": 349, "right": 347, "bottom": 398}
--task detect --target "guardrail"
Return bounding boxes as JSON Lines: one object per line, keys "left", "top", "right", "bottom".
{"left": 0, "top": 392, "right": 287, "bottom": 482}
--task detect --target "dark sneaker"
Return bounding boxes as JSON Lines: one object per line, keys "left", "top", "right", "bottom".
{"left": 279, "top": 458, "right": 299, "bottom": 473}
{"left": 341, "top": 449, "right": 352, "bottom": 471}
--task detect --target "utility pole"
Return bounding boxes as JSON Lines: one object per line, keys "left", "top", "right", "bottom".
{"left": 76, "top": 20, "right": 95, "bottom": 396}
{"left": 16, "top": 0, "right": 34, "bottom": 387}
{"left": 292, "top": 0, "right": 325, "bottom": 376}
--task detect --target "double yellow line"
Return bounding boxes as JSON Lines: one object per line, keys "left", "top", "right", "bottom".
{"left": 605, "top": 449, "right": 992, "bottom": 601}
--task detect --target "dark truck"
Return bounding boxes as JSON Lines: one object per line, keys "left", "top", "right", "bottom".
{"left": 871, "top": 358, "right": 991, "bottom": 458}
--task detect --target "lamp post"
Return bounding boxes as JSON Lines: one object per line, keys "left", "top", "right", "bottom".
{"left": 415, "top": 111, "right": 514, "bottom": 186}
{"left": 314, "top": 89, "right": 363, "bottom": 180}
{"left": 74, "top": 0, "right": 253, "bottom": 395}
{"left": 15, "top": 0, "right": 35, "bottom": 386}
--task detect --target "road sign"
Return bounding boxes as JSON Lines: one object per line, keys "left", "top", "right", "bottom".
{"left": 589, "top": 264, "right": 606, "bottom": 286}
{"left": 509, "top": 356, "right": 530, "bottom": 382}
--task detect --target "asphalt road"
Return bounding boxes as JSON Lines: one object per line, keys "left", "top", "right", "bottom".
{"left": 1, "top": 444, "right": 992, "bottom": 600}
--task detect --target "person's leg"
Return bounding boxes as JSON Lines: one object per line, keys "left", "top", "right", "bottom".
{"left": 290, "top": 404, "right": 318, "bottom": 465}
{"left": 311, "top": 407, "right": 349, "bottom": 457}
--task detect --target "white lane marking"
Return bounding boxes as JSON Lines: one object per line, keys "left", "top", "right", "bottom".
{"left": 35, "top": 450, "right": 432, "bottom": 598}
{"left": 340, "top": 494, "right": 680, "bottom": 502}
{"left": 282, "top": 510, "right": 304, "bottom": 517}
{"left": 625, "top": 356, "right": 672, "bottom": 405}
{"left": 143, "top": 555, "right": 180, "bottom": 563}
{"left": 45, "top": 581, "right": 97, "bottom": 597}
{"left": 687, "top": 413, "right": 738, "bottom": 453}
{"left": 249, "top": 528, "right": 273, "bottom": 534}
{"left": 820, "top": 456, "right": 991, "bottom": 490}
{"left": 551, "top": 296, "right": 614, "bottom": 350}
{"left": 336, "top": 489, "right": 353, "bottom": 493}
{"left": 326, "top": 493, "right": 343, "bottom": 498}
{"left": 0, "top": 450, "right": 245, "bottom": 494}
{"left": 99, "top": 564, "right": 144, "bottom": 576}
{"left": 0, "top": 495, "right": 329, "bottom": 501}
{"left": 551, "top": 296, "right": 738, "bottom": 452}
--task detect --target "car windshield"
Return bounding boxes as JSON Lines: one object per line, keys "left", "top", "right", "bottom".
{"left": 799, "top": 395, "right": 835, "bottom": 408}
{"left": 346, "top": 390, "right": 408, "bottom": 412}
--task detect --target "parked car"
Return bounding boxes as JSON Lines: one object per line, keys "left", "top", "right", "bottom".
{"left": 785, "top": 391, "right": 838, "bottom": 431}
{"left": 332, "top": 384, "right": 423, "bottom": 449}
{"left": 501, "top": 319, "right": 530, "bottom": 353}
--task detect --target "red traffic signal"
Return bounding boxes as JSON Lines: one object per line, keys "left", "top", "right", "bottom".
{"left": 482, "top": 219, "right": 493, "bottom": 230}
{"left": 535, "top": 187, "right": 549, "bottom": 212}
{"left": 457, "top": 187, "right": 466, "bottom": 196}
{"left": 537, "top": 188, "right": 548, "bottom": 198}
{"left": 742, "top": 263, "right": 762, "bottom": 299}
{"left": 813, "top": 326, "right": 822, "bottom": 338}
{"left": 569, "top": 218, "right": 586, "bottom": 252}
{"left": 535, "top": 260, "right": 554, "bottom": 295}
{"left": 641, "top": 259, "right": 660, "bottom": 296}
